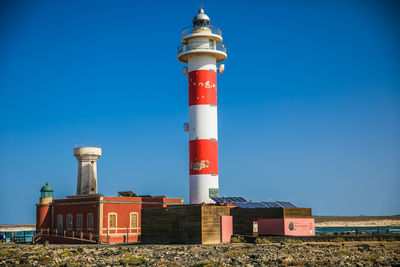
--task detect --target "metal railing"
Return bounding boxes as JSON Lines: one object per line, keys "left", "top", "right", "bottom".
{"left": 177, "top": 44, "right": 226, "bottom": 55}
{"left": 181, "top": 25, "right": 222, "bottom": 38}
{"left": 35, "top": 227, "right": 141, "bottom": 244}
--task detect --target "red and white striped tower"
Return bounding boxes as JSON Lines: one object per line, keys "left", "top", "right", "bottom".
{"left": 178, "top": 8, "right": 227, "bottom": 204}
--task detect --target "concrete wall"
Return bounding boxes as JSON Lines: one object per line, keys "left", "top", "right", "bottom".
{"left": 258, "top": 218, "right": 315, "bottom": 236}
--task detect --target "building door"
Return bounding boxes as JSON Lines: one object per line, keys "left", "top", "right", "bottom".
{"left": 57, "top": 214, "right": 63, "bottom": 233}
{"left": 220, "top": 216, "right": 233, "bottom": 243}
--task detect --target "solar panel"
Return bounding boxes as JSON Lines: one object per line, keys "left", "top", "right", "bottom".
{"left": 212, "top": 197, "right": 296, "bottom": 208}
{"left": 225, "top": 197, "right": 234, "bottom": 203}
{"left": 212, "top": 196, "right": 247, "bottom": 204}
{"left": 222, "top": 197, "right": 231, "bottom": 203}
{"left": 235, "top": 197, "right": 247, "bottom": 202}
{"left": 276, "top": 202, "right": 285, "bottom": 207}
{"left": 263, "top": 202, "right": 274, "bottom": 208}
{"left": 261, "top": 201, "right": 280, "bottom": 208}
{"left": 247, "top": 202, "right": 256, "bottom": 208}
{"left": 276, "top": 201, "right": 297, "bottom": 208}
{"left": 210, "top": 197, "right": 224, "bottom": 203}
{"left": 244, "top": 203, "right": 253, "bottom": 208}
{"left": 251, "top": 202, "right": 265, "bottom": 208}
{"left": 240, "top": 202, "right": 250, "bottom": 208}
{"left": 257, "top": 202, "right": 268, "bottom": 208}
{"left": 233, "top": 202, "right": 248, "bottom": 208}
{"left": 216, "top": 197, "right": 225, "bottom": 203}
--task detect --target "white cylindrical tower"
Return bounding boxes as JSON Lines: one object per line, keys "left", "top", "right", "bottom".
{"left": 178, "top": 8, "right": 227, "bottom": 204}
{"left": 74, "top": 147, "right": 102, "bottom": 195}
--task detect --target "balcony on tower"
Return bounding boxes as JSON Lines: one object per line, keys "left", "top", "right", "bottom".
{"left": 177, "top": 9, "right": 227, "bottom": 63}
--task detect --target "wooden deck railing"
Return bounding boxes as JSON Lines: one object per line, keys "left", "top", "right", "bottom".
{"left": 35, "top": 227, "right": 141, "bottom": 243}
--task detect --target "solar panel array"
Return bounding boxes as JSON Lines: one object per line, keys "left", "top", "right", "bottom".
{"left": 261, "top": 201, "right": 280, "bottom": 208}
{"left": 275, "top": 201, "right": 297, "bottom": 208}
{"left": 211, "top": 197, "right": 296, "bottom": 209}
{"left": 211, "top": 197, "right": 247, "bottom": 203}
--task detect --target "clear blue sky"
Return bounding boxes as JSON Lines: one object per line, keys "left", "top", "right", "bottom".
{"left": 0, "top": 0, "right": 399, "bottom": 224}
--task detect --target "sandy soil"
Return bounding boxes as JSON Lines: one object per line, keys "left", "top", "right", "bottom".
{"left": 316, "top": 219, "right": 400, "bottom": 227}
{"left": 314, "top": 215, "right": 400, "bottom": 227}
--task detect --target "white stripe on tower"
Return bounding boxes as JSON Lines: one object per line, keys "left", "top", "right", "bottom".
{"left": 188, "top": 105, "right": 218, "bottom": 140}
{"left": 178, "top": 8, "right": 227, "bottom": 204}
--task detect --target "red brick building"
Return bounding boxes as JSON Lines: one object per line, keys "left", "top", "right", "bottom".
{"left": 36, "top": 185, "right": 183, "bottom": 244}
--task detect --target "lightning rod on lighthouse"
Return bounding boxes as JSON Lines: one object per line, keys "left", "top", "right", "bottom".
{"left": 178, "top": 8, "right": 227, "bottom": 204}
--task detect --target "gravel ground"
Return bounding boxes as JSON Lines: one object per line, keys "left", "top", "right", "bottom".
{"left": 0, "top": 241, "right": 399, "bottom": 266}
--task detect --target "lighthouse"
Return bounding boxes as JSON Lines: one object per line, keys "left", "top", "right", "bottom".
{"left": 178, "top": 8, "right": 227, "bottom": 204}
{"left": 74, "top": 146, "right": 102, "bottom": 195}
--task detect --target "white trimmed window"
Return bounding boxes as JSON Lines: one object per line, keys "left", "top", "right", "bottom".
{"left": 87, "top": 213, "right": 94, "bottom": 229}
{"left": 76, "top": 214, "right": 83, "bottom": 230}
{"left": 66, "top": 214, "right": 73, "bottom": 230}
{"left": 130, "top": 212, "right": 138, "bottom": 228}
{"left": 108, "top": 213, "right": 117, "bottom": 229}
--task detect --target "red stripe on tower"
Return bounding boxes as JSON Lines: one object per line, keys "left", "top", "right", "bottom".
{"left": 189, "top": 139, "right": 218, "bottom": 175}
{"left": 189, "top": 70, "right": 217, "bottom": 106}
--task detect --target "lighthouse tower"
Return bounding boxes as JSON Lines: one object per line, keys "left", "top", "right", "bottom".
{"left": 36, "top": 182, "right": 54, "bottom": 231}
{"left": 74, "top": 146, "right": 102, "bottom": 195}
{"left": 178, "top": 8, "right": 227, "bottom": 204}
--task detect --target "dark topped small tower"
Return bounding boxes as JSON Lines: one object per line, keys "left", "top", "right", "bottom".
{"left": 36, "top": 182, "right": 54, "bottom": 232}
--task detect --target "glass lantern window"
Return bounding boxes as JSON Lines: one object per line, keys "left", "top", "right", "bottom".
{"left": 41, "top": 191, "right": 53, "bottom": 197}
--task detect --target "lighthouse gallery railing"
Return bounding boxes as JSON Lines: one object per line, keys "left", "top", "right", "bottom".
{"left": 177, "top": 44, "right": 226, "bottom": 55}
{"left": 181, "top": 25, "right": 222, "bottom": 38}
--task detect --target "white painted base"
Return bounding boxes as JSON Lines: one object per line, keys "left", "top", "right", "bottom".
{"left": 189, "top": 174, "right": 219, "bottom": 204}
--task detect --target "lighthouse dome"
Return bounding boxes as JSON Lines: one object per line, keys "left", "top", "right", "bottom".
{"left": 192, "top": 8, "right": 211, "bottom": 26}
{"left": 40, "top": 182, "right": 54, "bottom": 193}
{"left": 40, "top": 182, "right": 54, "bottom": 199}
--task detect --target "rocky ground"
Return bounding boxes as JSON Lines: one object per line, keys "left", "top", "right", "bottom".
{"left": 1, "top": 241, "right": 399, "bottom": 266}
